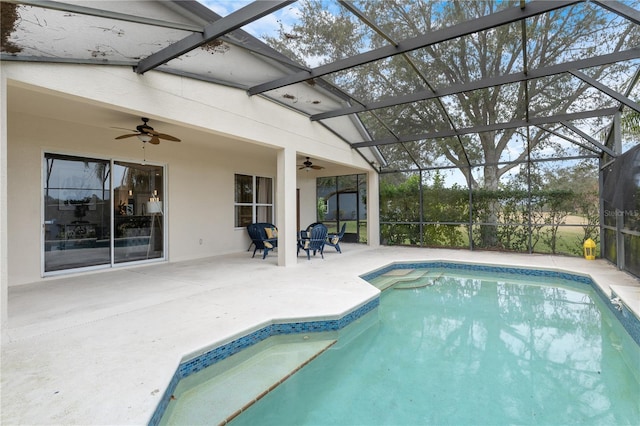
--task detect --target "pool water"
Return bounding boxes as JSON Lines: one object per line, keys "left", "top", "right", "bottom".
{"left": 230, "top": 270, "right": 640, "bottom": 425}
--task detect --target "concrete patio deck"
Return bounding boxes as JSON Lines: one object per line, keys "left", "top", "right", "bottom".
{"left": 2, "top": 245, "right": 639, "bottom": 425}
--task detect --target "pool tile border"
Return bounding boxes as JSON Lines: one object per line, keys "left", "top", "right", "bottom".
{"left": 148, "top": 298, "right": 379, "bottom": 426}
{"left": 610, "top": 288, "right": 640, "bottom": 347}
{"left": 150, "top": 260, "right": 639, "bottom": 425}
{"left": 360, "top": 260, "right": 596, "bottom": 284}
{"left": 361, "top": 260, "right": 640, "bottom": 347}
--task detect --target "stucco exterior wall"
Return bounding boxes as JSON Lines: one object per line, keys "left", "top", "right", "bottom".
{"left": 7, "top": 109, "right": 278, "bottom": 285}
{"left": 2, "top": 62, "right": 374, "bottom": 286}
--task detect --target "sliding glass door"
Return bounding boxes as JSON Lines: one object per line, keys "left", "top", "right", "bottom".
{"left": 43, "top": 154, "right": 164, "bottom": 273}
{"left": 316, "top": 173, "right": 367, "bottom": 243}
{"left": 113, "top": 161, "right": 164, "bottom": 263}
{"left": 43, "top": 154, "right": 111, "bottom": 272}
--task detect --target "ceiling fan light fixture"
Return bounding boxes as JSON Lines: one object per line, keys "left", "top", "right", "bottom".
{"left": 137, "top": 133, "right": 153, "bottom": 143}
{"left": 115, "top": 117, "right": 181, "bottom": 145}
{"left": 298, "top": 156, "right": 324, "bottom": 171}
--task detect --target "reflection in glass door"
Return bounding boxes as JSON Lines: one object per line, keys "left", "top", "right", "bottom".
{"left": 316, "top": 174, "right": 367, "bottom": 243}
{"left": 43, "top": 154, "right": 164, "bottom": 273}
{"left": 113, "top": 162, "right": 164, "bottom": 263}
{"left": 43, "top": 154, "right": 111, "bottom": 272}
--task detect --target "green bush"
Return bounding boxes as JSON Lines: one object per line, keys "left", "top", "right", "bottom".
{"left": 380, "top": 173, "right": 599, "bottom": 255}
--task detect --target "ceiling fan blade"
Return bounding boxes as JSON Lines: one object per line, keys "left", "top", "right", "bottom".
{"left": 115, "top": 133, "right": 139, "bottom": 139}
{"left": 114, "top": 119, "right": 180, "bottom": 144}
{"left": 311, "top": 165, "right": 324, "bottom": 169}
{"left": 155, "top": 133, "right": 181, "bottom": 142}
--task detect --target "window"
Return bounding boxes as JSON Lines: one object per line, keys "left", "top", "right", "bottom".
{"left": 234, "top": 174, "right": 273, "bottom": 227}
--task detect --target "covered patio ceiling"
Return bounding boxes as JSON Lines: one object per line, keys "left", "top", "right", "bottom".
{"left": 2, "top": 0, "right": 639, "bottom": 173}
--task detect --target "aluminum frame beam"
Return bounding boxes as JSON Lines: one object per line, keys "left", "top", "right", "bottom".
{"left": 169, "top": 1, "right": 361, "bottom": 107}
{"left": 310, "top": 48, "right": 640, "bottom": 121}
{"left": 352, "top": 107, "right": 619, "bottom": 148}
{"left": 5, "top": 0, "right": 203, "bottom": 32}
{"left": 338, "top": 1, "right": 397, "bottom": 46}
{"left": 383, "top": 153, "right": 599, "bottom": 174}
{"left": 0, "top": 54, "right": 137, "bottom": 67}
{"left": 339, "top": 0, "right": 473, "bottom": 169}
{"left": 592, "top": 0, "right": 640, "bottom": 25}
{"left": 248, "top": 0, "right": 580, "bottom": 95}
{"left": 560, "top": 121, "right": 617, "bottom": 157}
{"left": 598, "top": 61, "right": 640, "bottom": 153}
{"left": 136, "top": 0, "right": 294, "bottom": 74}
{"left": 170, "top": 0, "right": 311, "bottom": 72}
{"left": 535, "top": 125, "right": 601, "bottom": 155}
{"left": 569, "top": 69, "right": 640, "bottom": 114}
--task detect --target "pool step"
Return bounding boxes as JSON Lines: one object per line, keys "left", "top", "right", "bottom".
{"left": 394, "top": 272, "right": 444, "bottom": 289}
{"left": 369, "top": 269, "right": 442, "bottom": 291}
{"left": 160, "top": 337, "right": 335, "bottom": 425}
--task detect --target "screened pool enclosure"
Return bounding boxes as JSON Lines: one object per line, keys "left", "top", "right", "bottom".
{"left": 2, "top": 0, "right": 639, "bottom": 277}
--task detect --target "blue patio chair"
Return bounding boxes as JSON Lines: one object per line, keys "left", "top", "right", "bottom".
{"left": 297, "top": 223, "right": 327, "bottom": 260}
{"left": 299, "top": 222, "right": 322, "bottom": 240}
{"left": 325, "top": 223, "right": 346, "bottom": 253}
{"left": 246, "top": 222, "right": 278, "bottom": 259}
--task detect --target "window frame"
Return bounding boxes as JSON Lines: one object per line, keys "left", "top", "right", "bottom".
{"left": 42, "top": 151, "right": 167, "bottom": 276}
{"left": 234, "top": 173, "right": 274, "bottom": 228}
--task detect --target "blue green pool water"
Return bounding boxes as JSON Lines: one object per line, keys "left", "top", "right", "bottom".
{"left": 230, "top": 270, "right": 640, "bottom": 425}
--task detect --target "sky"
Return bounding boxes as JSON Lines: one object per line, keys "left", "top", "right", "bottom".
{"left": 194, "top": 0, "right": 637, "bottom": 186}
{"left": 198, "top": 0, "right": 301, "bottom": 41}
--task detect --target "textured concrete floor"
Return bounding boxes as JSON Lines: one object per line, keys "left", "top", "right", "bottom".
{"left": 2, "top": 245, "right": 639, "bottom": 425}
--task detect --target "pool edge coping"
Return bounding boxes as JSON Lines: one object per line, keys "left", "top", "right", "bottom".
{"left": 363, "top": 259, "right": 639, "bottom": 315}
{"left": 147, "top": 295, "right": 380, "bottom": 426}
{"left": 148, "top": 259, "right": 640, "bottom": 425}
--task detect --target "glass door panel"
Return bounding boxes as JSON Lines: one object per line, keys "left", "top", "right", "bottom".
{"left": 338, "top": 174, "right": 360, "bottom": 243}
{"left": 357, "top": 175, "right": 367, "bottom": 243}
{"left": 113, "top": 162, "right": 164, "bottom": 263}
{"left": 44, "top": 154, "right": 111, "bottom": 272}
{"left": 316, "top": 174, "right": 367, "bottom": 243}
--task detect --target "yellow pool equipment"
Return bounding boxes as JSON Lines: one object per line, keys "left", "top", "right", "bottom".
{"left": 583, "top": 238, "right": 596, "bottom": 260}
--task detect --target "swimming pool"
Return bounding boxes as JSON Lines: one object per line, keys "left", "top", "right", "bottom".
{"left": 153, "top": 262, "right": 640, "bottom": 425}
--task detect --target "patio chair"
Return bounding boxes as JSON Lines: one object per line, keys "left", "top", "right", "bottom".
{"left": 325, "top": 223, "right": 347, "bottom": 253}
{"left": 297, "top": 223, "right": 328, "bottom": 260}
{"left": 299, "top": 222, "right": 322, "bottom": 240}
{"left": 246, "top": 222, "right": 278, "bottom": 259}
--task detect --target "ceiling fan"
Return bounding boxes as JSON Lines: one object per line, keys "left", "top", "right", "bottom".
{"left": 298, "top": 157, "right": 324, "bottom": 171}
{"left": 114, "top": 117, "right": 181, "bottom": 145}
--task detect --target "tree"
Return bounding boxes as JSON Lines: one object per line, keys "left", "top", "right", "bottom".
{"left": 622, "top": 110, "right": 640, "bottom": 137}
{"left": 265, "top": 0, "right": 639, "bottom": 247}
